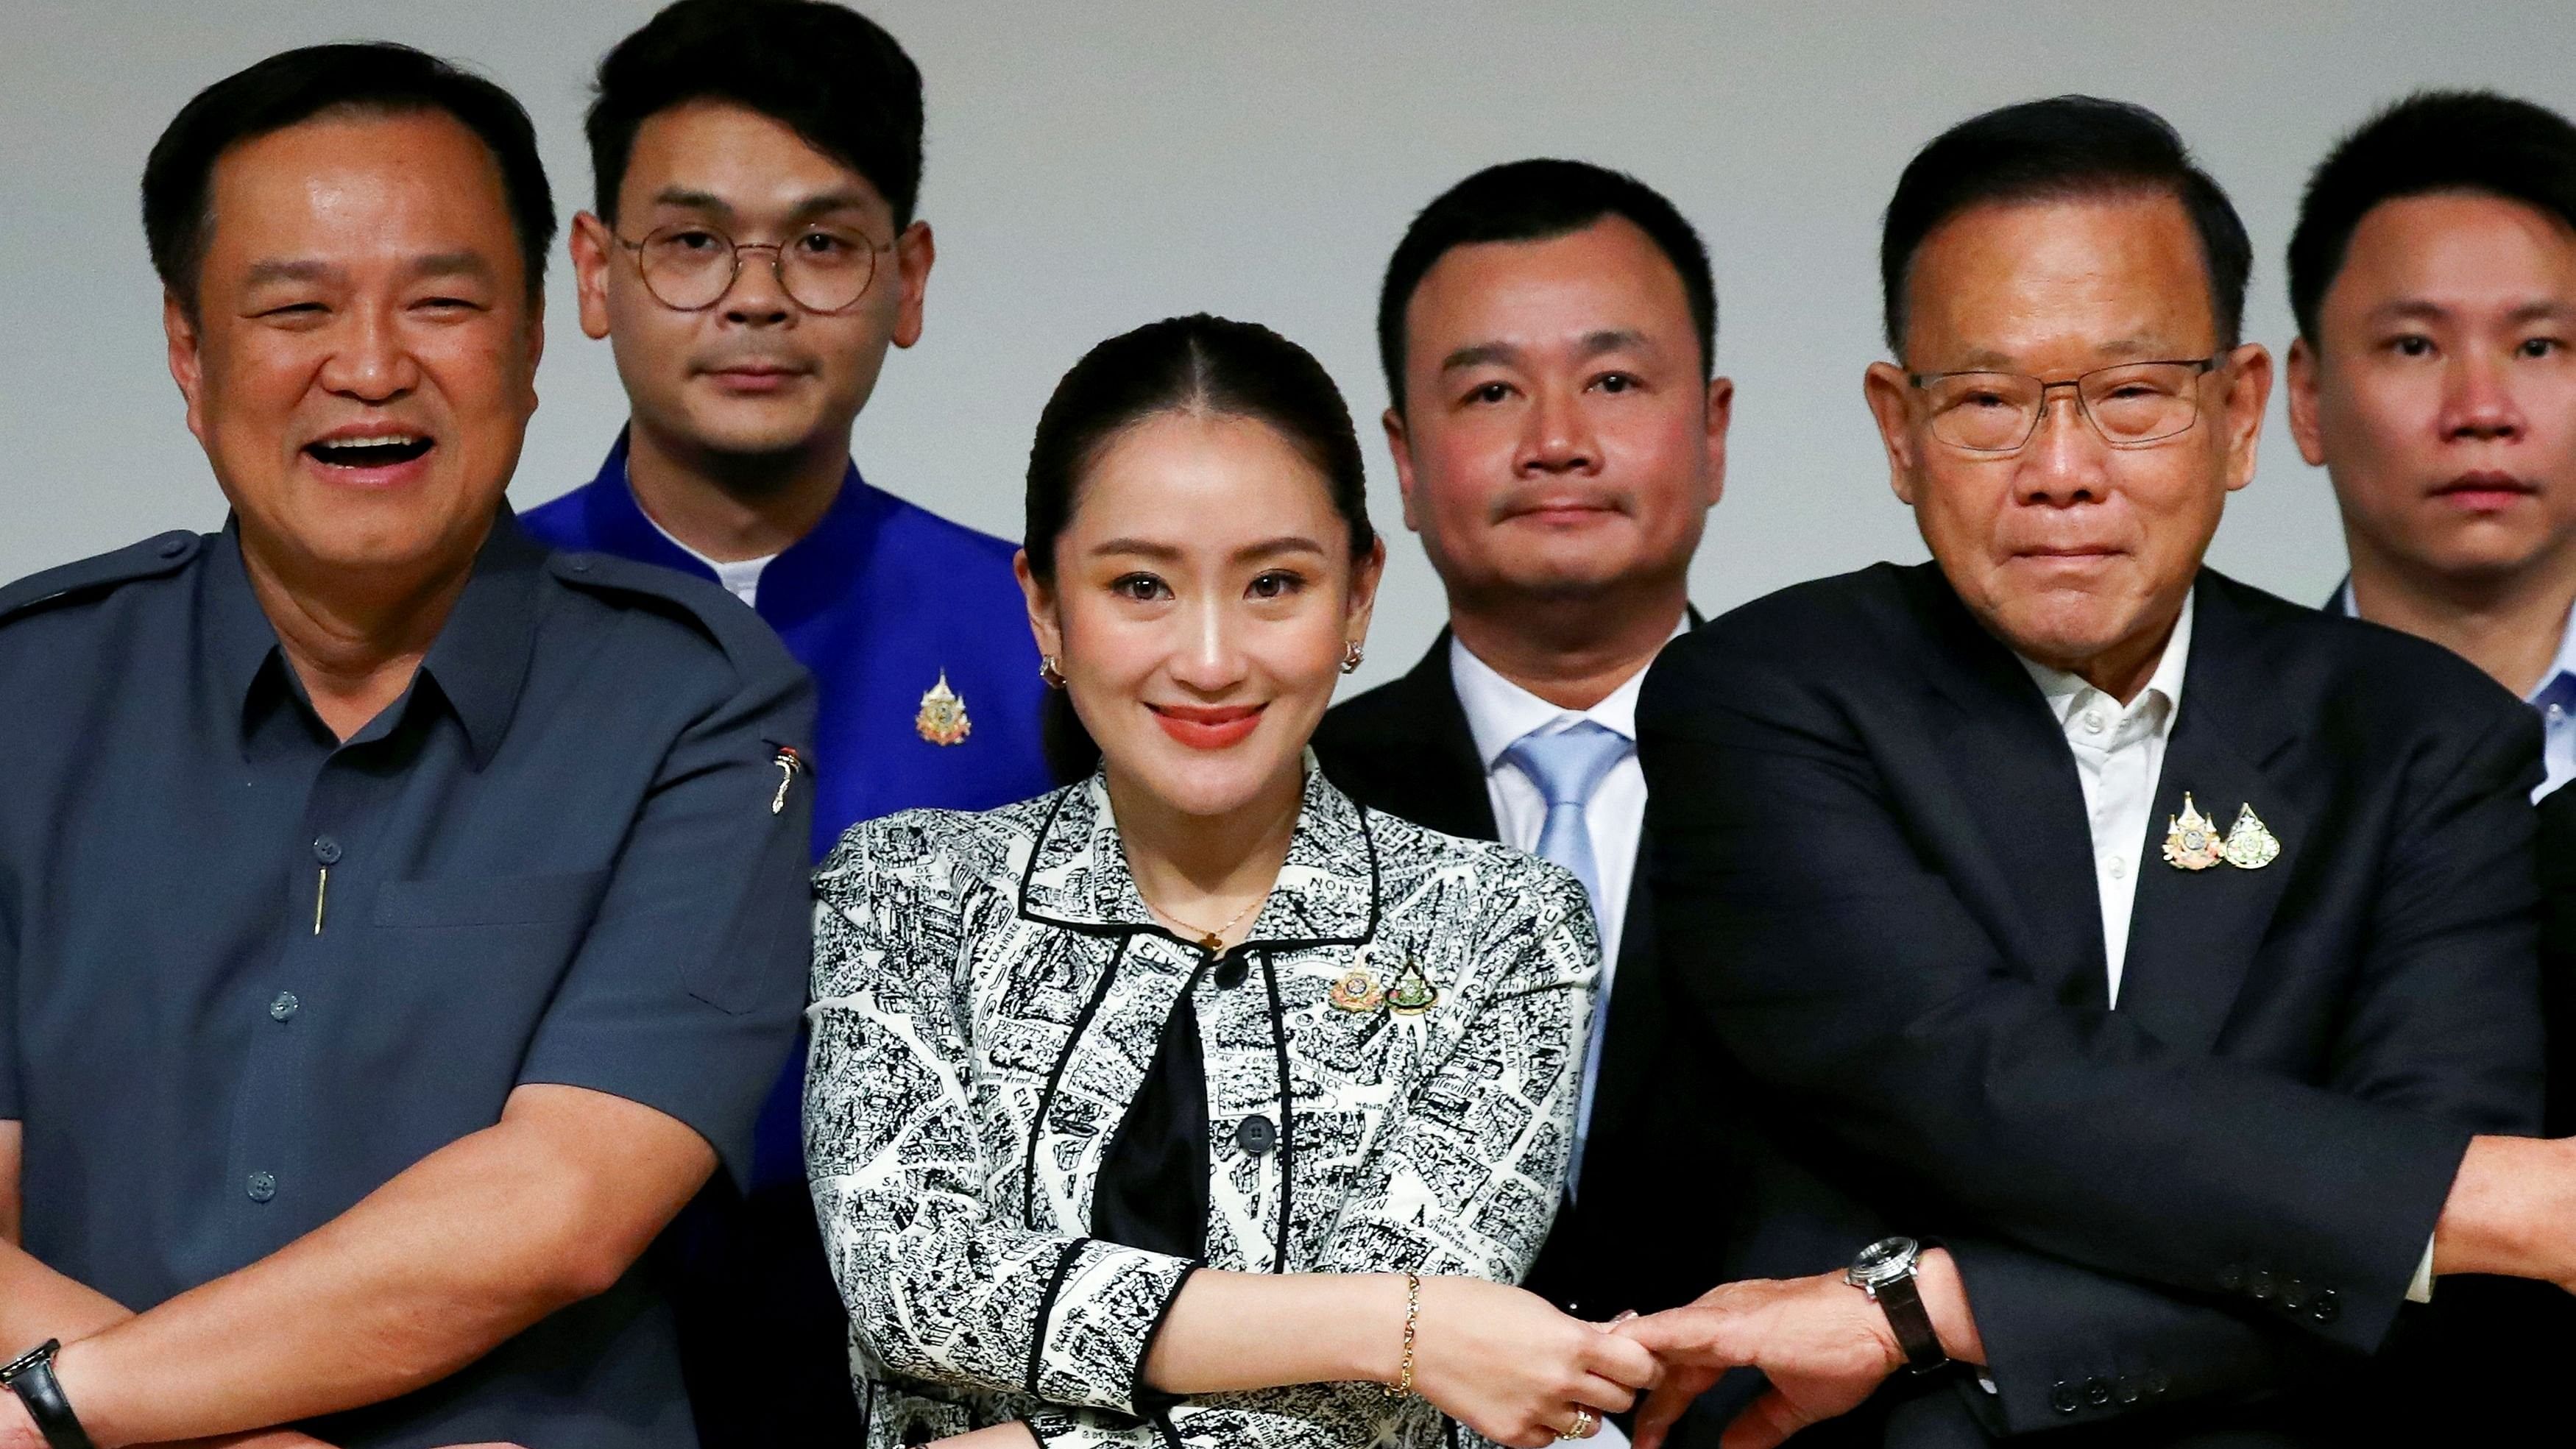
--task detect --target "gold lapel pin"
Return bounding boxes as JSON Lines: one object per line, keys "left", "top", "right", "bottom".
{"left": 1328, "top": 968, "right": 1384, "bottom": 1013}
{"left": 1386, "top": 955, "right": 1438, "bottom": 1016}
{"left": 2223, "top": 804, "right": 2280, "bottom": 870}
{"left": 915, "top": 670, "right": 972, "bottom": 746}
{"left": 2162, "top": 793, "right": 2226, "bottom": 871}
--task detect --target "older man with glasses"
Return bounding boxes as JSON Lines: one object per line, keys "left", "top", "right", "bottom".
{"left": 518, "top": 2, "right": 1055, "bottom": 1445}
{"left": 1581, "top": 96, "right": 2576, "bottom": 1449}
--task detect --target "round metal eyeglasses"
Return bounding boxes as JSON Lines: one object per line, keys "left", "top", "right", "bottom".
{"left": 616, "top": 222, "right": 895, "bottom": 314}
{"left": 1908, "top": 356, "right": 2223, "bottom": 452}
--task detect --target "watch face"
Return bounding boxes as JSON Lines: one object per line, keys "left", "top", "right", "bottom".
{"left": 1850, "top": 1236, "right": 1919, "bottom": 1286}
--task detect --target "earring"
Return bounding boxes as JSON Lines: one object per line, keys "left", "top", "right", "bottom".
{"left": 1038, "top": 655, "right": 1066, "bottom": 690}
{"left": 1340, "top": 640, "right": 1365, "bottom": 675}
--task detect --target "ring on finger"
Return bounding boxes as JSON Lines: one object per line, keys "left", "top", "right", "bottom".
{"left": 1557, "top": 1407, "right": 1599, "bottom": 1441}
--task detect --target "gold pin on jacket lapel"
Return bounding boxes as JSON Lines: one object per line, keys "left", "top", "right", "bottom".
{"left": 915, "top": 670, "right": 971, "bottom": 746}
{"left": 2162, "top": 793, "right": 2226, "bottom": 871}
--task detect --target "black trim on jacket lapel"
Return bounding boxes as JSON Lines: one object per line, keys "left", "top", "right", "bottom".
{"left": 1025, "top": 934, "right": 1136, "bottom": 1223}
{"left": 1257, "top": 949, "right": 1297, "bottom": 1276}
{"left": 1015, "top": 773, "right": 1384, "bottom": 953}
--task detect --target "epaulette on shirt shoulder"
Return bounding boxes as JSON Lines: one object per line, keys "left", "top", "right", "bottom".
{"left": 0, "top": 531, "right": 202, "bottom": 628}
{"left": 542, "top": 548, "right": 797, "bottom": 681}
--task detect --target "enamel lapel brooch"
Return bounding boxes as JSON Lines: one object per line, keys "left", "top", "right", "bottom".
{"left": 2164, "top": 792, "right": 2279, "bottom": 871}
{"left": 2162, "top": 793, "right": 2226, "bottom": 871}
{"left": 915, "top": 670, "right": 971, "bottom": 746}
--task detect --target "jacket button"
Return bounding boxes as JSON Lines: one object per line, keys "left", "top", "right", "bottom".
{"left": 2217, "top": 1262, "right": 2245, "bottom": 1292}
{"left": 158, "top": 534, "right": 191, "bottom": 559}
{"left": 2248, "top": 1269, "right": 2276, "bottom": 1301}
{"left": 2145, "top": 1370, "right": 2171, "bottom": 1396}
{"left": 2115, "top": 1375, "right": 2143, "bottom": 1406}
{"left": 2084, "top": 1377, "right": 2114, "bottom": 1408}
{"left": 245, "top": 1170, "right": 277, "bottom": 1202}
{"left": 1213, "top": 951, "right": 1250, "bottom": 990}
{"left": 2280, "top": 1278, "right": 2310, "bottom": 1311}
{"left": 2050, "top": 1381, "right": 2080, "bottom": 1414}
{"left": 2312, "top": 1289, "right": 2340, "bottom": 1324}
{"left": 1234, "top": 1114, "right": 1278, "bottom": 1155}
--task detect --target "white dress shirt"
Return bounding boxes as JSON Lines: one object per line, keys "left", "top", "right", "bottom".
{"left": 1450, "top": 620, "right": 1686, "bottom": 994}
{"left": 1450, "top": 620, "right": 1682, "bottom": 1449}
{"left": 2335, "top": 581, "right": 2576, "bottom": 801}
{"left": 2011, "top": 594, "right": 2193, "bottom": 1009}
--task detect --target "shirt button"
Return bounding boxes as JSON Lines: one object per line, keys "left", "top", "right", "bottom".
{"left": 246, "top": 1171, "right": 277, "bottom": 1202}
{"left": 1234, "top": 1114, "right": 1278, "bottom": 1156}
{"left": 2552, "top": 704, "right": 2566, "bottom": 724}
{"left": 311, "top": 836, "right": 343, "bottom": 865}
{"left": 269, "top": 992, "right": 300, "bottom": 1022}
{"left": 157, "top": 534, "right": 191, "bottom": 559}
{"left": 2081, "top": 711, "right": 2106, "bottom": 734}
{"left": 2106, "top": 855, "right": 2128, "bottom": 880}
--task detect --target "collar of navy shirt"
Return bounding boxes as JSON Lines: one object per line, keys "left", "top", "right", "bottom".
{"left": 204, "top": 507, "right": 545, "bottom": 769}
{"left": 1917, "top": 563, "right": 2301, "bottom": 1054}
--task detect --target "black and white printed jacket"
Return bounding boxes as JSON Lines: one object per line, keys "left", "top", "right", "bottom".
{"left": 807, "top": 762, "right": 1597, "bottom": 1448}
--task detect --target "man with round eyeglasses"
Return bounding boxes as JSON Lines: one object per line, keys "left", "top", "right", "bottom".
{"left": 519, "top": 2, "right": 1053, "bottom": 1444}
{"left": 1602, "top": 96, "right": 2576, "bottom": 1448}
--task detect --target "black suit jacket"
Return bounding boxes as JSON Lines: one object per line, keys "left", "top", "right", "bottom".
{"left": 1623, "top": 564, "right": 2547, "bottom": 1445}
{"left": 1313, "top": 627, "right": 1677, "bottom": 1320}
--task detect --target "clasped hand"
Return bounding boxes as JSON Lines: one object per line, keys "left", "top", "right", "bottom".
{"left": 1412, "top": 1272, "right": 1901, "bottom": 1449}
{"left": 1609, "top": 1273, "right": 1911, "bottom": 1449}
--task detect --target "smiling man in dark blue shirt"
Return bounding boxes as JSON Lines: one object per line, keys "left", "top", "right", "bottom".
{"left": 0, "top": 43, "right": 810, "bottom": 1449}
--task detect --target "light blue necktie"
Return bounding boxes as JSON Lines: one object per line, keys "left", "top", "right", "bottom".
{"left": 1501, "top": 720, "right": 1632, "bottom": 1193}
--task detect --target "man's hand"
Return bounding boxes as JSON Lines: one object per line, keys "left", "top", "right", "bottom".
{"left": 1613, "top": 1273, "right": 1901, "bottom": 1449}
{"left": 2437, "top": 1136, "right": 2576, "bottom": 1293}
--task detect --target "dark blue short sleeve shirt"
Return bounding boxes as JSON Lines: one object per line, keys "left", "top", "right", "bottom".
{"left": 0, "top": 513, "right": 815, "bottom": 1448}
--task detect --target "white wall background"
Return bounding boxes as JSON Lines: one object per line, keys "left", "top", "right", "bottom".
{"left": 8, "top": 1, "right": 2576, "bottom": 691}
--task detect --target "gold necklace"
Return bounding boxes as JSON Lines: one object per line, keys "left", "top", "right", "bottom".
{"left": 1144, "top": 891, "right": 1264, "bottom": 952}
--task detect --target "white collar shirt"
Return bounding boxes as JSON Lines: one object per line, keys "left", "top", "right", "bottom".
{"left": 2335, "top": 580, "right": 2576, "bottom": 801}
{"left": 2012, "top": 593, "right": 2194, "bottom": 1008}
{"left": 640, "top": 511, "right": 776, "bottom": 609}
{"left": 1450, "top": 617, "right": 1685, "bottom": 1154}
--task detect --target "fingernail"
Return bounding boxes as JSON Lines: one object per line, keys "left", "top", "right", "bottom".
{"left": 1611, "top": 1309, "right": 1640, "bottom": 1323}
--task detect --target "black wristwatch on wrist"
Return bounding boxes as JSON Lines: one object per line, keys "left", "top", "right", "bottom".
{"left": 1846, "top": 1236, "right": 1948, "bottom": 1374}
{"left": 0, "top": 1341, "right": 98, "bottom": 1449}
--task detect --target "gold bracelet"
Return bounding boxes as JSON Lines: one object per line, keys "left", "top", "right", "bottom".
{"left": 1387, "top": 1271, "right": 1420, "bottom": 1399}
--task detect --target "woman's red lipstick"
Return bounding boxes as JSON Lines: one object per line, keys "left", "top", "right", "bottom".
{"left": 1150, "top": 702, "right": 1264, "bottom": 750}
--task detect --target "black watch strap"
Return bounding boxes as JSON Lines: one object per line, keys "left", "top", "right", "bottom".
{"left": 1869, "top": 1270, "right": 1947, "bottom": 1372}
{"left": 0, "top": 1341, "right": 99, "bottom": 1449}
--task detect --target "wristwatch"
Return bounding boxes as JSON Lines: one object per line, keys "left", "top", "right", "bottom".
{"left": 0, "top": 1341, "right": 96, "bottom": 1449}
{"left": 1846, "top": 1236, "right": 1947, "bottom": 1373}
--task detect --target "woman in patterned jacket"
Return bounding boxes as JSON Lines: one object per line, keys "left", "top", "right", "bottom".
{"left": 807, "top": 314, "right": 1657, "bottom": 1449}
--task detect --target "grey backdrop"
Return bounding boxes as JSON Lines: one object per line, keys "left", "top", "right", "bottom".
{"left": 9, "top": 1, "right": 2576, "bottom": 692}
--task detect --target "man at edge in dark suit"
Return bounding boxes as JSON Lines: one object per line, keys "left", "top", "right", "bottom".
{"left": 1312, "top": 160, "right": 1729, "bottom": 1372}
{"left": 1604, "top": 97, "right": 2576, "bottom": 1448}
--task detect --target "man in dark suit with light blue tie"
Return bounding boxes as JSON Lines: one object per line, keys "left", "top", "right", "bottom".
{"left": 1312, "top": 160, "right": 1730, "bottom": 1361}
